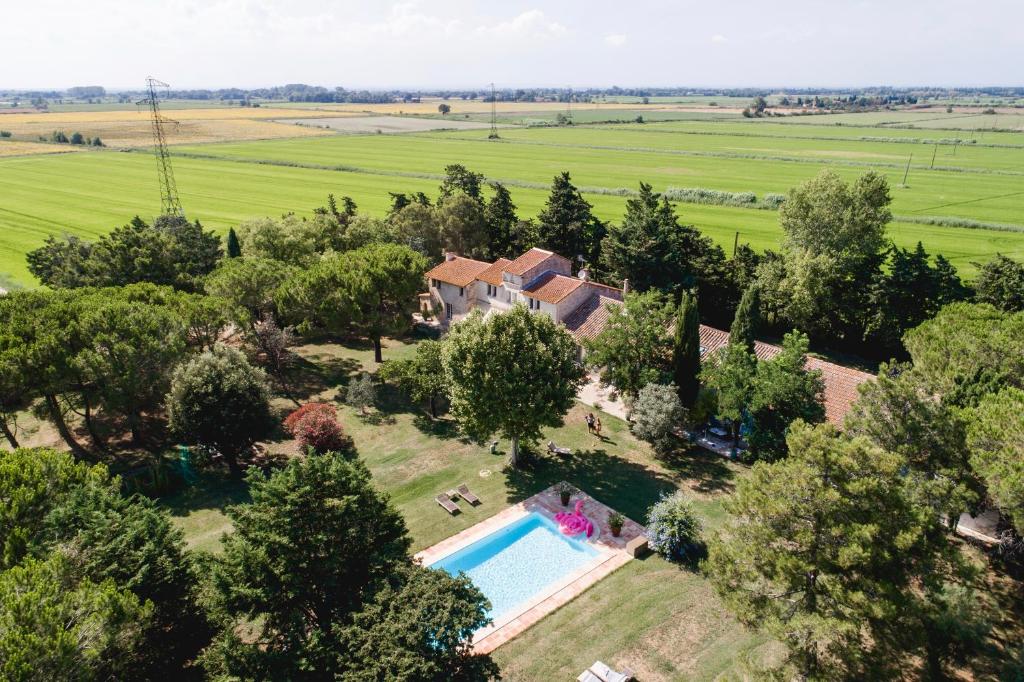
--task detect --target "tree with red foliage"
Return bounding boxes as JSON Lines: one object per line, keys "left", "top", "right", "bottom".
{"left": 284, "top": 403, "right": 352, "bottom": 455}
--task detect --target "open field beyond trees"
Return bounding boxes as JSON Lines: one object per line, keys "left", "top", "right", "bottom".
{"left": 1, "top": 106, "right": 1022, "bottom": 288}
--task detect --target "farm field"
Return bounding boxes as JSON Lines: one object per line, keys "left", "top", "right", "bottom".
{"left": 2, "top": 145, "right": 1023, "bottom": 289}
{"left": 277, "top": 115, "right": 495, "bottom": 133}
{"left": 0, "top": 106, "right": 339, "bottom": 148}
{"left": 176, "top": 128, "right": 1024, "bottom": 225}
{"left": 774, "top": 109, "right": 1024, "bottom": 131}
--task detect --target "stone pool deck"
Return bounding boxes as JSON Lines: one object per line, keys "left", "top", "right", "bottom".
{"left": 414, "top": 482, "right": 646, "bottom": 654}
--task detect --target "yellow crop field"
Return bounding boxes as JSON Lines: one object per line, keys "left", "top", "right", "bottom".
{"left": 0, "top": 140, "right": 83, "bottom": 157}
{"left": 290, "top": 99, "right": 743, "bottom": 116}
{"left": 0, "top": 109, "right": 338, "bottom": 147}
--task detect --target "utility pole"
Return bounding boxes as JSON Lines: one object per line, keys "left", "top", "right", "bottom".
{"left": 902, "top": 153, "right": 913, "bottom": 186}
{"left": 137, "top": 77, "right": 184, "bottom": 217}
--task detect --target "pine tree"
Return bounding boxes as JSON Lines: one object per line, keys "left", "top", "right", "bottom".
{"left": 672, "top": 291, "right": 702, "bottom": 408}
{"left": 226, "top": 227, "right": 242, "bottom": 258}
{"left": 729, "top": 285, "right": 761, "bottom": 355}
{"left": 484, "top": 182, "right": 519, "bottom": 259}
{"left": 536, "top": 172, "right": 605, "bottom": 268}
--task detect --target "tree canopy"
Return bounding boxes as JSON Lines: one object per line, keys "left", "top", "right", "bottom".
{"left": 443, "top": 305, "right": 584, "bottom": 466}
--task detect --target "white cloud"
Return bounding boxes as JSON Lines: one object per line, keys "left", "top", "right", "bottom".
{"left": 604, "top": 33, "right": 627, "bottom": 47}
{"left": 476, "top": 9, "right": 567, "bottom": 39}
{"left": 711, "top": 34, "right": 728, "bottom": 43}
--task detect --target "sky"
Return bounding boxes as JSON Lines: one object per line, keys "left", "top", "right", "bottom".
{"left": 2, "top": 0, "right": 1022, "bottom": 90}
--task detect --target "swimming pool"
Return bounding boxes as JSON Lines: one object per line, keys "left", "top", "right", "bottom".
{"left": 429, "top": 511, "right": 601, "bottom": 624}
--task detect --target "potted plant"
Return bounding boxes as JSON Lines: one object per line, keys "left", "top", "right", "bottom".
{"left": 557, "top": 482, "right": 574, "bottom": 506}
{"left": 608, "top": 511, "right": 625, "bottom": 537}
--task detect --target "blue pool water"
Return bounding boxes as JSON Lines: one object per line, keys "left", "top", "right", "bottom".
{"left": 430, "top": 512, "right": 600, "bottom": 623}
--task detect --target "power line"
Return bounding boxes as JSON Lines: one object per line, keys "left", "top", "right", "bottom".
{"left": 137, "top": 77, "right": 184, "bottom": 217}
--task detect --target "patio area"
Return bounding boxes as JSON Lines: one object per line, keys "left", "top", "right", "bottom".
{"left": 415, "top": 482, "right": 646, "bottom": 654}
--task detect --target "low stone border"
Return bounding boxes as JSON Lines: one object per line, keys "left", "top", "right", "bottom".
{"left": 415, "top": 482, "right": 646, "bottom": 653}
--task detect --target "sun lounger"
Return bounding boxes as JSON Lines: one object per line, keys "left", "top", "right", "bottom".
{"left": 578, "top": 661, "right": 635, "bottom": 682}
{"left": 456, "top": 484, "right": 480, "bottom": 505}
{"left": 435, "top": 494, "right": 459, "bottom": 515}
{"left": 547, "top": 441, "right": 572, "bottom": 456}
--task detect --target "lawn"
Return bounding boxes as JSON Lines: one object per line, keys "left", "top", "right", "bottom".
{"left": 159, "top": 334, "right": 778, "bottom": 680}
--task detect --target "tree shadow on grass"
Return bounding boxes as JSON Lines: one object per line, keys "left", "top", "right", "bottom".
{"left": 285, "top": 354, "right": 362, "bottom": 403}
{"left": 159, "top": 470, "right": 251, "bottom": 520}
{"left": 504, "top": 447, "right": 678, "bottom": 524}
{"left": 411, "top": 414, "right": 465, "bottom": 441}
{"left": 657, "top": 445, "right": 738, "bottom": 495}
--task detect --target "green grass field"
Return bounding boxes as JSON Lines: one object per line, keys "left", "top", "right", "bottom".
{"left": 1, "top": 112, "right": 1022, "bottom": 288}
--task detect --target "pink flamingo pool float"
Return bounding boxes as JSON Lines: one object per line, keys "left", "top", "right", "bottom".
{"left": 555, "top": 500, "right": 594, "bottom": 538}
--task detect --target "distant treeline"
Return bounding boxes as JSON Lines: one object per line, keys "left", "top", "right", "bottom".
{"left": 2, "top": 84, "right": 1023, "bottom": 104}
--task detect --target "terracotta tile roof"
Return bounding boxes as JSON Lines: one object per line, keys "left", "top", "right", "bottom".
{"left": 523, "top": 272, "right": 584, "bottom": 304}
{"left": 505, "top": 248, "right": 568, "bottom": 277}
{"left": 564, "top": 289, "right": 624, "bottom": 342}
{"left": 698, "top": 324, "right": 873, "bottom": 426}
{"left": 425, "top": 256, "right": 491, "bottom": 287}
{"left": 477, "top": 258, "right": 512, "bottom": 286}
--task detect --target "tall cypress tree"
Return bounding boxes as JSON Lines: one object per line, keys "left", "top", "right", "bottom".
{"left": 730, "top": 285, "right": 761, "bottom": 355}
{"left": 672, "top": 291, "right": 702, "bottom": 408}
{"left": 484, "top": 182, "right": 520, "bottom": 259}
{"left": 226, "top": 227, "right": 242, "bottom": 258}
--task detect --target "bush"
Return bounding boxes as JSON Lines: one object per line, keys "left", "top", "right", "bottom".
{"left": 646, "top": 491, "right": 703, "bottom": 563}
{"left": 630, "top": 382, "right": 684, "bottom": 451}
{"left": 0, "top": 130, "right": 11, "bottom": 138}
{"left": 283, "top": 403, "right": 352, "bottom": 455}
{"left": 345, "top": 372, "right": 377, "bottom": 415}
{"left": 69, "top": 132, "right": 85, "bottom": 145}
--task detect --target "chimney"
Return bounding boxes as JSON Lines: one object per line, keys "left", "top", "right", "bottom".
{"left": 578, "top": 268, "right": 589, "bottom": 282}
{"left": 445, "top": 252, "right": 457, "bottom": 262}
{"left": 622, "top": 278, "right": 630, "bottom": 295}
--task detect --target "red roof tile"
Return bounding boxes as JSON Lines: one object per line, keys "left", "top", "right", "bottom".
{"left": 425, "top": 256, "right": 490, "bottom": 287}
{"left": 523, "top": 272, "right": 584, "bottom": 304}
{"left": 505, "top": 248, "right": 568, "bottom": 277}
{"left": 564, "top": 288, "right": 624, "bottom": 341}
{"left": 477, "top": 258, "right": 512, "bottom": 286}
{"left": 698, "top": 324, "right": 873, "bottom": 426}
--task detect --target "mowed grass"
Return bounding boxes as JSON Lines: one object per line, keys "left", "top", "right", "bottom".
{"left": 2, "top": 147, "right": 1024, "bottom": 287}
{"left": 161, "top": 335, "right": 772, "bottom": 680}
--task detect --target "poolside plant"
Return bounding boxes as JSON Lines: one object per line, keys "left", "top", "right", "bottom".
{"left": 557, "top": 481, "right": 574, "bottom": 506}
{"left": 608, "top": 511, "right": 625, "bottom": 537}
{"left": 646, "top": 492, "right": 703, "bottom": 563}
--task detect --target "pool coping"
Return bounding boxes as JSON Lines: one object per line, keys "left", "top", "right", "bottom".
{"left": 414, "top": 482, "right": 647, "bottom": 654}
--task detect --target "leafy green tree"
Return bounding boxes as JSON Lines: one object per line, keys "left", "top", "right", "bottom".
{"left": 903, "top": 303, "right": 1024, "bottom": 407}
{"left": 967, "top": 387, "right": 1024, "bottom": 534}
{"left": 646, "top": 491, "right": 703, "bottom": 563}
{"left": 630, "top": 383, "right": 684, "bottom": 452}
{"left": 845, "top": 363, "right": 979, "bottom": 524}
{"left": 729, "top": 285, "right": 760, "bottom": 355}
{"left": 700, "top": 344, "right": 756, "bottom": 447}
{"left": 601, "top": 183, "right": 728, "bottom": 302}
{"left": 536, "top": 172, "right": 606, "bottom": 268}
{"left": 390, "top": 201, "right": 444, "bottom": 262}
{"left": 746, "top": 331, "right": 825, "bottom": 460}
{"left": 973, "top": 254, "right": 1024, "bottom": 312}
{"left": 584, "top": 290, "right": 674, "bottom": 399}
{"left": 443, "top": 306, "right": 584, "bottom": 467}
{"left": 707, "top": 421, "right": 953, "bottom": 679}
{"left": 435, "top": 192, "right": 490, "bottom": 260}
{"left": 483, "top": 182, "right": 522, "bottom": 259}
{"left": 438, "top": 164, "right": 484, "bottom": 202}
{"left": 346, "top": 372, "right": 377, "bottom": 415}
{"left": 769, "top": 170, "right": 891, "bottom": 344}
{"left": 865, "top": 243, "right": 968, "bottom": 357}
{"left": 203, "top": 454, "right": 411, "bottom": 678}
{"left": 226, "top": 227, "right": 242, "bottom": 258}
{"left": 236, "top": 215, "right": 319, "bottom": 266}
{"left": 278, "top": 243, "right": 427, "bottom": 363}
{"left": 73, "top": 295, "right": 187, "bottom": 443}
{"left": 167, "top": 345, "right": 273, "bottom": 474}
{"left": 25, "top": 234, "right": 93, "bottom": 288}
{"left": 0, "top": 554, "right": 150, "bottom": 682}
{"left": 335, "top": 565, "right": 497, "bottom": 681}
{"left": 378, "top": 339, "right": 448, "bottom": 418}
{"left": 337, "top": 214, "right": 399, "bottom": 252}
{"left": 205, "top": 256, "right": 297, "bottom": 327}
{"left": 437, "top": 103, "right": 451, "bottom": 115}
{"left": 671, "top": 291, "right": 702, "bottom": 408}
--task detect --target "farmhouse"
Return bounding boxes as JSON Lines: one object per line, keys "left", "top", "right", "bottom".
{"left": 426, "top": 248, "right": 873, "bottom": 426}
